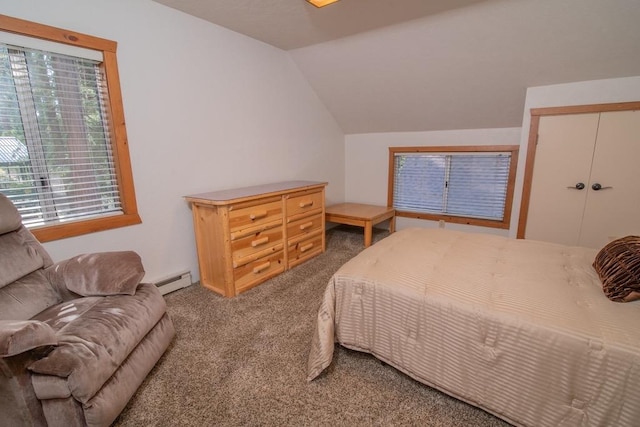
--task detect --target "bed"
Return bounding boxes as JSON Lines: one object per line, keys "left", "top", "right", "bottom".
{"left": 307, "top": 228, "right": 640, "bottom": 427}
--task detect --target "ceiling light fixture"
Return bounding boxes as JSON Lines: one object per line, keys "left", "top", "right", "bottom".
{"left": 306, "top": 0, "right": 341, "bottom": 8}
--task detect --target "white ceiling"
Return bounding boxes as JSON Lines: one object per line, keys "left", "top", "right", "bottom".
{"left": 152, "top": 0, "right": 490, "bottom": 50}
{"left": 153, "top": 0, "right": 640, "bottom": 134}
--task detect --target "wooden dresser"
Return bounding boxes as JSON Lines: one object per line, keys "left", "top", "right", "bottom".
{"left": 185, "top": 181, "right": 327, "bottom": 297}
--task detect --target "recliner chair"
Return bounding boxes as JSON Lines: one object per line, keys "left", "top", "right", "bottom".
{"left": 0, "top": 193, "right": 175, "bottom": 427}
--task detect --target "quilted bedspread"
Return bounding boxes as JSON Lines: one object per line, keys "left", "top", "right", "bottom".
{"left": 307, "top": 228, "right": 640, "bottom": 427}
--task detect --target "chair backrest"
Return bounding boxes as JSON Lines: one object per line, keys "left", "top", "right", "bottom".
{"left": 0, "top": 194, "right": 60, "bottom": 320}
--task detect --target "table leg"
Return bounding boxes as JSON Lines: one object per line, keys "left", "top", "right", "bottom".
{"left": 389, "top": 216, "right": 396, "bottom": 234}
{"left": 364, "top": 221, "right": 373, "bottom": 247}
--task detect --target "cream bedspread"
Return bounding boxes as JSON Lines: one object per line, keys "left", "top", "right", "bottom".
{"left": 307, "top": 228, "right": 640, "bottom": 427}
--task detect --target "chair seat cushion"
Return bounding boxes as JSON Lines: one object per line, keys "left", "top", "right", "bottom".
{"left": 28, "top": 284, "right": 166, "bottom": 403}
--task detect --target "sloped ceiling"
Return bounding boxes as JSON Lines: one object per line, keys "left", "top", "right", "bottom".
{"left": 153, "top": 0, "right": 640, "bottom": 134}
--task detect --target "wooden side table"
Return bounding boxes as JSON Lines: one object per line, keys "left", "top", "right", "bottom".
{"left": 325, "top": 203, "right": 396, "bottom": 247}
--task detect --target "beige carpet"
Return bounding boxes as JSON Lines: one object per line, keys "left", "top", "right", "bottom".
{"left": 114, "top": 226, "right": 511, "bottom": 426}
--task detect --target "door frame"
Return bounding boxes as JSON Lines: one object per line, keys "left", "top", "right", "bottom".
{"left": 516, "top": 101, "right": 640, "bottom": 239}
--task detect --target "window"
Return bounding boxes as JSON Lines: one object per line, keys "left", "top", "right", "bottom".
{"left": 0, "top": 15, "right": 139, "bottom": 242}
{"left": 388, "top": 145, "right": 518, "bottom": 229}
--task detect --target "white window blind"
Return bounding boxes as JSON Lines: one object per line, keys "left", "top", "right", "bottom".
{"left": 0, "top": 43, "right": 121, "bottom": 227}
{"left": 393, "top": 152, "right": 512, "bottom": 221}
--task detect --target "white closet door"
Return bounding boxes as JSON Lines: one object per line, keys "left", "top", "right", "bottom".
{"left": 579, "top": 110, "right": 640, "bottom": 248}
{"left": 525, "top": 113, "right": 599, "bottom": 246}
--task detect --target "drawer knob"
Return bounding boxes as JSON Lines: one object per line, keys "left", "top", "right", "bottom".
{"left": 251, "top": 236, "right": 269, "bottom": 247}
{"left": 299, "top": 221, "right": 314, "bottom": 231}
{"left": 299, "top": 200, "right": 314, "bottom": 208}
{"left": 249, "top": 210, "right": 268, "bottom": 220}
{"left": 300, "top": 242, "right": 314, "bottom": 253}
{"left": 253, "top": 261, "right": 271, "bottom": 274}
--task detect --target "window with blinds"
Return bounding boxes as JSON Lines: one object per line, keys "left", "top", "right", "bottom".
{"left": 0, "top": 45, "right": 120, "bottom": 226}
{"left": 388, "top": 146, "right": 518, "bottom": 229}
{"left": 0, "top": 15, "right": 140, "bottom": 242}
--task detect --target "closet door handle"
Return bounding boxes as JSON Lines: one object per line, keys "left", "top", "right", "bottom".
{"left": 591, "top": 183, "right": 612, "bottom": 191}
{"left": 567, "top": 182, "right": 585, "bottom": 190}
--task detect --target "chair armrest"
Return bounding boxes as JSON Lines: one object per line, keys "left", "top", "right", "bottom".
{"left": 0, "top": 320, "right": 57, "bottom": 358}
{"left": 45, "top": 251, "right": 145, "bottom": 297}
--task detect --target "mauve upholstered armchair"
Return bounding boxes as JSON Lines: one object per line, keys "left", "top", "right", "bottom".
{"left": 0, "top": 193, "right": 175, "bottom": 427}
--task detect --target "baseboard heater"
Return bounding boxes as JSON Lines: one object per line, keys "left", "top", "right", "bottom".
{"left": 152, "top": 270, "right": 192, "bottom": 295}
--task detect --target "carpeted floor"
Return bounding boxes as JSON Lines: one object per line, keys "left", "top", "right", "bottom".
{"left": 113, "top": 226, "right": 511, "bottom": 426}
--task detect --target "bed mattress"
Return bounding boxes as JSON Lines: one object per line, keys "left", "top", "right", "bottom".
{"left": 307, "top": 228, "right": 640, "bottom": 426}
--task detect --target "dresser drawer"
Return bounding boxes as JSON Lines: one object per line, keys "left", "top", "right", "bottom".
{"left": 229, "top": 198, "right": 282, "bottom": 232}
{"left": 286, "top": 190, "right": 323, "bottom": 218}
{"left": 288, "top": 232, "right": 323, "bottom": 268}
{"left": 234, "top": 251, "right": 285, "bottom": 293}
{"left": 287, "top": 213, "right": 323, "bottom": 241}
{"left": 231, "top": 226, "right": 283, "bottom": 268}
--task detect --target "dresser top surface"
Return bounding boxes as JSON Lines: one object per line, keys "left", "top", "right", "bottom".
{"left": 185, "top": 180, "right": 327, "bottom": 205}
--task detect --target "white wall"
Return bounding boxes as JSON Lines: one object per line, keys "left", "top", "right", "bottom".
{"left": 508, "top": 76, "right": 640, "bottom": 236}
{"left": 345, "top": 128, "right": 522, "bottom": 236}
{"left": 1, "top": 0, "right": 345, "bottom": 283}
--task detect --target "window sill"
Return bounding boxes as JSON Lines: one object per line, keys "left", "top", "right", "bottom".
{"left": 396, "top": 210, "right": 510, "bottom": 229}
{"left": 30, "top": 213, "right": 142, "bottom": 242}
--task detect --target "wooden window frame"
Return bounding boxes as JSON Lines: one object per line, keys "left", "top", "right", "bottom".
{"left": 388, "top": 145, "right": 519, "bottom": 229}
{"left": 0, "top": 14, "right": 140, "bottom": 242}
